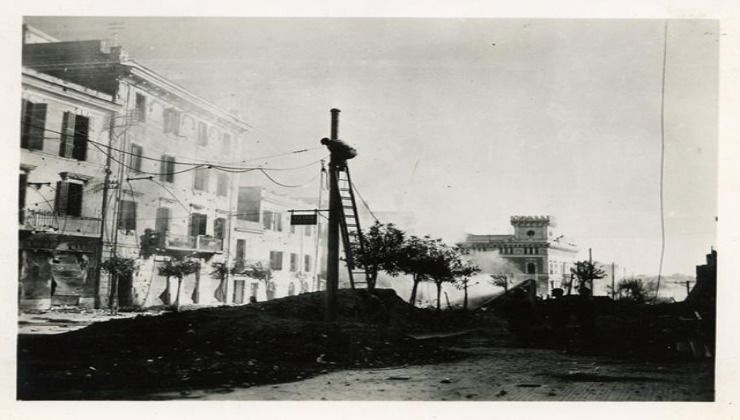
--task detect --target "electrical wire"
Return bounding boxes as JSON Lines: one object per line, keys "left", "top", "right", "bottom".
{"left": 654, "top": 22, "right": 668, "bottom": 302}
{"left": 146, "top": 178, "right": 191, "bottom": 213}
{"left": 28, "top": 122, "right": 324, "bottom": 170}
{"left": 350, "top": 180, "right": 379, "bottom": 223}
{"left": 258, "top": 168, "right": 322, "bottom": 188}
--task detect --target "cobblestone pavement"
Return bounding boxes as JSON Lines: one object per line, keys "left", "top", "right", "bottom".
{"left": 156, "top": 346, "right": 714, "bottom": 401}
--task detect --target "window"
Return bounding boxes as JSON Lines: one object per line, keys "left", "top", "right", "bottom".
{"left": 236, "top": 239, "right": 246, "bottom": 261}
{"left": 304, "top": 255, "right": 311, "bottom": 272}
{"left": 527, "top": 230, "right": 535, "bottom": 237}
{"left": 221, "top": 132, "right": 231, "bottom": 155}
{"left": 305, "top": 226, "right": 312, "bottom": 237}
{"left": 269, "top": 251, "right": 283, "bottom": 271}
{"left": 135, "top": 93, "right": 147, "bottom": 122}
{"left": 290, "top": 253, "right": 298, "bottom": 272}
{"left": 160, "top": 155, "right": 176, "bottom": 182}
{"left": 155, "top": 207, "right": 170, "bottom": 233}
{"left": 118, "top": 200, "right": 137, "bottom": 231}
{"left": 130, "top": 144, "right": 143, "bottom": 172}
{"left": 19, "top": 172, "right": 27, "bottom": 223}
{"left": 527, "top": 262, "right": 536, "bottom": 275}
{"left": 163, "top": 108, "right": 180, "bottom": 135}
{"left": 233, "top": 280, "right": 245, "bottom": 304}
{"left": 21, "top": 99, "right": 46, "bottom": 150}
{"left": 193, "top": 167, "right": 209, "bottom": 191}
{"left": 288, "top": 282, "right": 295, "bottom": 296}
{"left": 262, "top": 210, "right": 273, "bottom": 230}
{"left": 213, "top": 217, "right": 226, "bottom": 240}
{"left": 59, "top": 112, "right": 89, "bottom": 161}
{"left": 189, "top": 213, "right": 207, "bottom": 237}
{"left": 54, "top": 181, "right": 83, "bottom": 217}
{"left": 216, "top": 173, "right": 229, "bottom": 197}
{"left": 290, "top": 224, "right": 296, "bottom": 234}
{"left": 237, "top": 189, "right": 260, "bottom": 222}
{"left": 275, "top": 214, "right": 283, "bottom": 232}
{"left": 198, "top": 121, "right": 208, "bottom": 146}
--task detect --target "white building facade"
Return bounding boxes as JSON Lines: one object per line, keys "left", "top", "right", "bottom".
{"left": 228, "top": 187, "right": 321, "bottom": 304}
{"left": 460, "top": 216, "right": 579, "bottom": 298}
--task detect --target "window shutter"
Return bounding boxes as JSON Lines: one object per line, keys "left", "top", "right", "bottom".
{"left": 172, "top": 111, "right": 180, "bottom": 135}
{"left": 66, "top": 183, "right": 83, "bottom": 217}
{"left": 155, "top": 207, "right": 170, "bottom": 233}
{"left": 20, "top": 100, "right": 30, "bottom": 148}
{"left": 236, "top": 239, "right": 246, "bottom": 261}
{"left": 55, "top": 181, "right": 70, "bottom": 215}
{"left": 73, "top": 115, "right": 89, "bottom": 161}
{"left": 27, "top": 102, "right": 47, "bottom": 151}
{"left": 160, "top": 155, "right": 170, "bottom": 182}
{"left": 214, "top": 218, "right": 225, "bottom": 239}
{"left": 60, "top": 112, "right": 75, "bottom": 158}
{"left": 130, "top": 144, "right": 143, "bottom": 172}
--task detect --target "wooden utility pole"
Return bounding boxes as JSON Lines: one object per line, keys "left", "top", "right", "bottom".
{"left": 324, "top": 109, "right": 341, "bottom": 322}
{"left": 312, "top": 160, "right": 326, "bottom": 292}
{"left": 94, "top": 112, "right": 116, "bottom": 309}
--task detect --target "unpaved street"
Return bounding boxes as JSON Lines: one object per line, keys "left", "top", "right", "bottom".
{"left": 155, "top": 345, "right": 713, "bottom": 401}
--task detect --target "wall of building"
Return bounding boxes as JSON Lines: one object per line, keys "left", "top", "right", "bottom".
{"left": 19, "top": 69, "right": 119, "bottom": 310}
{"left": 227, "top": 187, "right": 319, "bottom": 304}
{"left": 105, "top": 78, "right": 247, "bottom": 308}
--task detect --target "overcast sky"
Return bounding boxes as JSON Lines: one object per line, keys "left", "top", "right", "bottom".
{"left": 25, "top": 17, "right": 718, "bottom": 276}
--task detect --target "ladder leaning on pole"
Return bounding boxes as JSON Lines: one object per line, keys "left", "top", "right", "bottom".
{"left": 334, "top": 165, "right": 369, "bottom": 289}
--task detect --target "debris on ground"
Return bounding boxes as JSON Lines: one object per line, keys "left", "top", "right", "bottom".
{"left": 18, "top": 289, "right": 499, "bottom": 400}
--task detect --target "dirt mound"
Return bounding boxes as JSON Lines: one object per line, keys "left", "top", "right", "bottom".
{"left": 17, "top": 289, "right": 466, "bottom": 400}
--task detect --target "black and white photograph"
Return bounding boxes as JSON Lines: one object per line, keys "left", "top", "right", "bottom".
{"left": 7, "top": 2, "right": 739, "bottom": 415}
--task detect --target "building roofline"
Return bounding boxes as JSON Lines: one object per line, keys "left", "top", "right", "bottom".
{"left": 22, "top": 67, "right": 120, "bottom": 111}
{"left": 122, "top": 60, "right": 252, "bottom": 133}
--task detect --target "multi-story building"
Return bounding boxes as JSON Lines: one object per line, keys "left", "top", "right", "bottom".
{"left": 459, "top": 216, "right": 579, "bottom": 297}
{"left": 19, "top": 67, "right": 120, "bottom": 310}
{"left": 22, "top": 39, "right": 251, "bottom": 309}
{"left": 228, "top": 187, "right": 320, "bottom": 303}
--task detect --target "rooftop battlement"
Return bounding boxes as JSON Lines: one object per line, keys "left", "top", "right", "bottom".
{"left": 510, "top": 215, "right": 550, "bottom": 226}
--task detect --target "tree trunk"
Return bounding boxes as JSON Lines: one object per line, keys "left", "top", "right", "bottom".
{"left": 192, "top": 269, "right": 200, "bottom": 304}
{"left": 463, "top": 285, "right": 468, "bottom": 311}
{"left": 367, "top": 269, "right": 377, "bottom": 292}
{"left": 174, "top": 276, "right": 182, "bottom": 311}
{"left": 436, "top": 281, "right": 442, "bottom": 311}
{"left": 409, "top": 275, "right": 419, "bottom": 306}
{"left": 567, "top": 275, "right": 573, "bottom": 296}
{"left": 109, "top": 273, "right": 119, "bottom": 315}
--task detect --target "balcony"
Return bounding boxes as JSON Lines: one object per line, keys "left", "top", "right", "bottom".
{"left": 164, "top": 233, "right": 223, "bottom": 253}
{"left": 21, "top": 210, "right": 101, "bottom": 237}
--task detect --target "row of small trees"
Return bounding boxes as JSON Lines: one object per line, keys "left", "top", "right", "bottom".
{"left": 352, "top": 222, "right": 480, "bottom": 310}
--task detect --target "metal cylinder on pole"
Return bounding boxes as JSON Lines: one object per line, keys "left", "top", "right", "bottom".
{"left": 324, "top": 108, "right": 341, "bottom": 322}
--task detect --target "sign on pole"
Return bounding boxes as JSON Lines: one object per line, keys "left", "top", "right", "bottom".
{"left": 290, "top": 212, "right": 317, "bottom": 225}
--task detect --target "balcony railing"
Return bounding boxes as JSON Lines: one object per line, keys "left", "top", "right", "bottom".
{"left": 196, "top": 235, "right": 223, "bottom": 252}
{"left": 164, "top": 233, "right": 222, "bottom": 252}
{"left": 21, "top": 210, "right": 101, "bottom": 237}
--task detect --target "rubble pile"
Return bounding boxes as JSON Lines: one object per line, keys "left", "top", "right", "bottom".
{"left": 18, "top": 289, "right": 473, "bottom": 400}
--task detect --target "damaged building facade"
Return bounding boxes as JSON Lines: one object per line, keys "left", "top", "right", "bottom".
{"left": 22, "top": 36, "right": 251, "bottom": 309}
{"left": 19, "top": 67, "right": 121, "bottom": 310}
{"left": 460, "top": 216, "right": 579, "bottom": 297}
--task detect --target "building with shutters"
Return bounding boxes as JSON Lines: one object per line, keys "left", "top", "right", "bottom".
{"left": 459, "top": 216, "right": 579, "bottom": 298}
{"left": 19, "top": 66, "right": 120, "bottom": 310}
{"left": 227, "top": 187, "right": 320, "bottom": 304}
{"left": 22, "top": 36, "right": 251, "bottom": 309}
